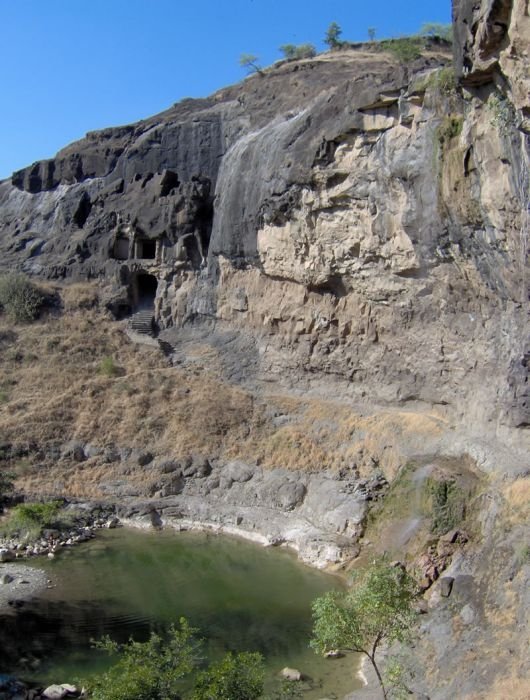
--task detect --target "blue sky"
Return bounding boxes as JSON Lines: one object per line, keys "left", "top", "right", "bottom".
{"left": 0, "top": 1, "right": 451, "bottom": 179}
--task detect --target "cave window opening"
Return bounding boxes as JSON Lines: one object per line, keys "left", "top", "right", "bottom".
{"left": 132, "top": 272, "right": 158, "bottom": 309}
{"left": 136, "top": 238, "right": 156, "bottom": 259}
{"left": 113, "top": 236, "right": 129, "bottom": 260}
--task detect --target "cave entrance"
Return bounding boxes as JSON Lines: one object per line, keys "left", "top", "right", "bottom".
{"left": 132, "top": 272, "right": 158, "bottom": 309}
{"left": 113, "top": 236, "right": 129, "bottom": 260}
{"left": 135, "top": 238, "right": 156, "bottom": 260}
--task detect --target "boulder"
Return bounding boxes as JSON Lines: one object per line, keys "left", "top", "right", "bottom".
{"left": 440, "top": 577, "right": 454, "bottom": 598}
{"left": 280, "top": 667, "right": 303, "bottom": 681}
{"left": 0, "top": 549, "right": 15, "bottom": 562}
{"left": 42, "top": 685, "right": 69, "bottom": 699}
{"left": 1, "top": 573, "right": 14, "bottom": 584}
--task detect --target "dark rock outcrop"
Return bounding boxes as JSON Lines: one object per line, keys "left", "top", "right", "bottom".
{"left": 0, "top": 2, "right": 528, "bottom": 453}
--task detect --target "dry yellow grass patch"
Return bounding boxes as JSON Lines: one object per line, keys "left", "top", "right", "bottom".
{"left": 0, "top": 286, "right": 453, "bottom": 498}
{"left": 503, "top": 476, "right": 530, "bottom": 526}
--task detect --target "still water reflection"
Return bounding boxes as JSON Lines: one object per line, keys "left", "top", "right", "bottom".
{"left": 1, "top": 528, "right": 362, "bottom": 698}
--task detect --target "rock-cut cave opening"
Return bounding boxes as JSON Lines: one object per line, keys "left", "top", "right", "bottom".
{"left": 132, "top": 272, "right": 158, "bottom": 309}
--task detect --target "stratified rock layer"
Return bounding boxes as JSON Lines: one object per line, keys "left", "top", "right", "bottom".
{"left": 0, "top": 2, "right": 528, "bottom": 455}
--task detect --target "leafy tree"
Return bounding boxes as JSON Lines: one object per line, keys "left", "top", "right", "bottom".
{"left": 191, "top": 651, "right": 264, "bottom": 700}
{"left": 85, "top": 619, "right": 201, "bottom": 700}
{"left": 324, "top": 22, "right": 343, "bottom": 49}
{"left": 83, "top": 621, "right": 268, "bottom": 700}
{"left": 310, "top": 560, "right": 417, "bottom": 700}
{"left": 239, "top": 54, "right": 263, "bottom": 75}
{"left": 279, "top": 44, "right": 297, "bottom": 59}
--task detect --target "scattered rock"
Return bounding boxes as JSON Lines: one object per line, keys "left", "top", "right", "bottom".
{"left": 105, "top": 517, "right": 120, "bottom": 529}
{"left": 0, "top": 549, "right": 15, "bottom": 563}
{"left": 281, "top": 667, "right": 303, "bottom": 681}
{"left": 324, "top": 649, "right": 345, "bottom": 659}
{"left": 440, "top": 577, "right": 454, "bottom": 598}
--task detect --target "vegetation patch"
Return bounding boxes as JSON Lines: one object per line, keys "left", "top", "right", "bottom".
{"left": 428, "top": 478, "right": 467, "bottom": 535}
{"left": 98, "top": 355, "right": 120, "bottom": 377}
{"left": 0, "top": 500, "right": 65, "bottom": 541}
{"left": 487, "top": 90, "right": 517, "bottom": 135}
{"left": 311, "top": 558, "right": 418, "bottom": 700}
{"left": 379, "top": 37, "right": 423, "bottom": 63}
{"left": 416, "top": 66, "right": 457, "bottom": 97}
{"left": 279, "top": 43, "right": 316, "bottom": 60}
{"left": 84, "top": 618, "right": 297, "bottom": 700}
{"left": 0, "top": 274, "right": 44, "bottom": 323}
{"left": 437, "top": 114, "right": 463, "bottom": 149}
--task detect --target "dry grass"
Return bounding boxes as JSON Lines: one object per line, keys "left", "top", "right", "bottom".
{"left": 503, "top": 476, "right": 530, "bottom": 526}
{"left": 0, "top": 283, "right": 450, "bottom": 498}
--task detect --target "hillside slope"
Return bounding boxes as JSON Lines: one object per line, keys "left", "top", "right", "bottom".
{"left": 0, "top": 1, "right": 529, "bottom": 697}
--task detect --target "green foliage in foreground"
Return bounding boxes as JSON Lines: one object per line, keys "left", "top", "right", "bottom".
{"left": 192, "top": 651, "right": 265, "bottom": 700}
{"left": 0, "top": 273, "right": 44, "bottom": 323}
{"left": 87, "top": 620, "right": 201, "bottom": 700}
{"left": 310, "top": 560, "right": 417, "bottom": 700}
{"left": 84, "top": 620, "right": 268, "bottom": 700}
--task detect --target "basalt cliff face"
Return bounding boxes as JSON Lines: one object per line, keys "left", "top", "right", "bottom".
{"left": 1, "top": 1, "right": 529, "bottom": 697}
{"left": 1, "top": 4, "right": 528, "bottom": 462}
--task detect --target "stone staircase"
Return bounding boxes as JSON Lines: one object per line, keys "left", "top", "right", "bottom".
{"left": 128, "top": 308, "right": 154, "bottom": 336}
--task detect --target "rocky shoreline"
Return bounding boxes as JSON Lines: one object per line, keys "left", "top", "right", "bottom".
{"left": 0, "top": 563, "right": 48, "bottom": 613}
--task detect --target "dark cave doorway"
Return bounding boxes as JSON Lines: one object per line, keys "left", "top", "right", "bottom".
{"left": 132, "top": 272, "right": 158, "bottom": 309}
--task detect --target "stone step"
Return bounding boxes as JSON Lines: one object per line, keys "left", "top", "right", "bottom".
{"left": 128, "top": 309, "right": 154, "bottom": 336}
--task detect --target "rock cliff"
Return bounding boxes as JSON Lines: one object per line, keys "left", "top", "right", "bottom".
{"left": 0, "top": 2, "right": 529, "bottom": 696}
{"left": 0, "top": 5, "right": 528, "bottom": 460}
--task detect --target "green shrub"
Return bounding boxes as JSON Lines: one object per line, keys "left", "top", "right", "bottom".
{"left": 419, "top": 66, "right": 457, "bottom": 96}
{"left": 1, "top": 500, "right": 63, "bottom": 540}
{"left": 191, "top": 651, "right": 264, "bottom": 700}
{"left": 99, "top": 356, "right": 119, "bottom": 377}
{"left": 380, "top": 37, "right": 423, "bottom": 63}
{"left": 86, "top": 620, "right": 201, "bottom": 700}
{"left": 84, "top": 620, "right": 266, "bottom": 700}
{"left": 430, "top": 480, "right": 466, "bottom": 534}
{"left": 0, "top": 274, "right": 43, "bottom": 323}
{"left": 279, "top": 43, "right": 316, "bottom": 60}
{"left": 437, "top": 114, "right": 463, "bottom": 148}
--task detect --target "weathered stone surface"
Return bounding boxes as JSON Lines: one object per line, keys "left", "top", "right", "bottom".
{"left": 280, "top": 667, "right": 303, "bottom": 681}
{"left": 0, "top": 31, "right": 527, "bottom": 447}
{"left": 453, "top": 0, "right": 530, "bottom": 119}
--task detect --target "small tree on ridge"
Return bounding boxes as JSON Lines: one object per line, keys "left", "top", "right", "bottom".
{"left": 310, "top": 559, "right": 417, "bottom": 699}
{"left": 324, "top": 21, "right": 343, "bottom": 49}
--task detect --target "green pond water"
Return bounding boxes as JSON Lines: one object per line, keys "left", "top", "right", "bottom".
{"left": 4, "top": 528, "right": 362, "bottom": 698}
